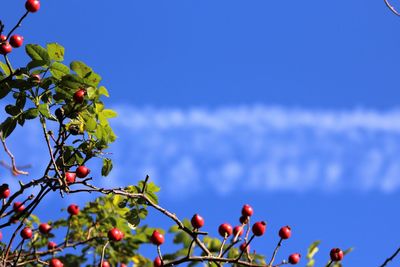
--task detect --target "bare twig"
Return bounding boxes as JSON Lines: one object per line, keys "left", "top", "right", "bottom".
{"left": 384, "top": 0, "right": 400, "bottom": 16}
{"left": 379, "top": 247, "right": 400, "bottom": 267}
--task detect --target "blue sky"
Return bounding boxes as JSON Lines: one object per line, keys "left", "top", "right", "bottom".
{"left": 2, "top": 0, "right": 400, "bottom": 266}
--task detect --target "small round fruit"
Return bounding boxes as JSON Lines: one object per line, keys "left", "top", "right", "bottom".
{"left": 108, "top": 228, "right": 123, "bottom": 242}
{"left": 48, "top": 241, "right": 57, "bottom": 250}
{"left": 20, "top": 227, "right": 33, "bottom": 239}
{"left": 150, "top": 230, "right": 164, "bottom": 246}
{"left": 65, "top": 172, "right": 76, "bottom": 184}
{"left": 67, "top": 204, "right": 79, "bottom": 216}
{"left": 9, "top": 35, "right": 23, "bottom": 48}
{"left": 13, "top": 201, "right": 25, "bottom": 213}
{"left": 252, "top": 221, "right": 266, "bottom": 236}
{"left": 31, "top": 74, "right": 41, "bottom": 83}
{"left": 9, "top": 216, "right": 18, "bottom": 224}
{"left": 49, "top": 258, "right": 64, "bottom": 267}
{"left": 39, "top": 223, "right": 52, "bottom": 234}
{"left": 330, "top": 248, "right": 344, "bottom": 261}
{"left": 191, "top": 214, "right": 204, "bottom": 229}
{"left": 288, "top": 253, "right": 301, "bottom": 264}
{"left": 120, "top": 264, "right": 127, "bottom": 267}
{"left": 99, "top": 261, "right": 110, "bottom": 267}
{"left": 241, "top": 204, "right": 253, "bottom": 217}
{"left": 73, "top": 89, "right": 86, "bottom": 104}
{"left": 239, "top": 242, "right": 250, "bottom": 253}
{"left": 279, "top": 225, "right": 291, "bottom": 239}
{"left": 25, "top": 0, "right": 40, "bottom": 12}
{"left": 233, "top": 226, "right": 243, "bottom": 236}
{"left": 0, "top": 35, "right": 6, "bottom": 42}
{"left": 239, "top": 215, "right": 249, "bottom": 224}
{"left": 218, "top": 223, "right": 233, "bottom": 238}
{"left": 153, "top": 257, "right": 162, "bottom": 267}
{"left": 0, "top": 184, "right": 10, "bottom": 198}
{"left": 0, "top": 43, "right": 12, "bottom": 55}
{"left": 76, "top": 165, "right": 90, "bottom": 178}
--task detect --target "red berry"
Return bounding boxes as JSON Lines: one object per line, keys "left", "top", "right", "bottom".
{"left": 153, "top": 257, "right": 163, "bottom": 267}
{"left": 65, "top": 172, "right": 76, "bottom": 184}
{"left": 191, "top": 214, "right": 204, "bottom": 229}
{"left": 67, "top": 204, "right": 79, "bottom": 216}
{"left": 73, "top": 89, "right": 86, "bottom": 104}
{"left": 120, "top": 264, "right": 127, "bottom": 267}
{"left": 239, "top": 242, "right": 250, "bottom": 253}
{"left": 239, "top": 215, "right": 249, "bottom": 224}
{"left": 13, "top": 202, "right": 25, "bottom": 213}
{"left": 9, "top": 216, "right": 18, "bottom": 224}
{"left": 218, "top": 223, "right": 233, "bottom": 238}
{"left": 0, "top": 184, "right": 10, "bottom": 198}
{"left": 31, "top": 74, "right": 41, "bottom": 82}
{"left": 20, "top": 227, "right": 33, "bottom": 239}
{"left": 39, "top": 223, "right": 52, "bottom": 234}
{"left": 0, "top": 35, "right": 6, "bottom": 42}
{"left": 48, "top": 241, "right": 57, "bottom": 250}
{"left": 99, "top": 261, "right": 110, "bottom": 267}
{"left": 279, "top": 225, "right": 291, "bottom": 239}
{"left": 25, "top": 0, "right": 40, "bottom": 12}
{"left": 9, "top": 35, "right": 23, "bottom": 48}
{"left": 49, "top": 258, "right": 64, "bottom": 267}
{"left": 330, "top": 248, "right": 344, "bottom": 261}
{"left": 108, "top": 228, "right": 123, "bottom": 242}
{"left": 150, "top": 230, "right": 164, "bottom": 246}
{"left": 0, "top": 42, "right": 12, "bottom": 55}
{"left": 233, "top": 226, "right": 243, "bottom": 237}
{"left": 76, "top": 165, "right": 90, "bottom": 178}
{"left": 252, "top": 221, "right": 266, "bottom": 236}
{"left": 288, "top": 253, "right": 301, "bottom": 264}
{"left": 241, "top": 204, "right": 253, "bottom": 217}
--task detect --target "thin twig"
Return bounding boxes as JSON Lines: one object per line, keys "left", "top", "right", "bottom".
{"left": 379, "top": 247, "right": 400, "bottom": 267}
{"left": 384, "top": 0, "right": 400, "bottom": 16}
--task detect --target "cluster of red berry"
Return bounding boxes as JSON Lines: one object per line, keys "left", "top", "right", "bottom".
{"left": 149, "top": 204, "right": 344, "bottom": 266}
{"left": 0, "top": 165, "right": 92, "bottom": 267}
{"left": 0, "top": 0, "right": 40, "bottom": 55}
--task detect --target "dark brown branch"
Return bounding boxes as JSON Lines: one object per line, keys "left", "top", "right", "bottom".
{"left": 379, "top": 247, "right": 400, "bottom": 267}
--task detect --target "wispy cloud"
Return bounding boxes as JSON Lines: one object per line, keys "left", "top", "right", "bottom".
{"left": 2, "top": 106, "right": 400, "bottom": 198}
{"left": 110, "top": 106, "right": 400, "bottom": 196}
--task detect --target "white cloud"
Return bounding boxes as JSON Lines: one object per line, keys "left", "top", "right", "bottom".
{"left": 108, "top": 105, "right": 400, "bottom": 196}
{"left": 3, "top": 105, "right": 400, "bottom": 198}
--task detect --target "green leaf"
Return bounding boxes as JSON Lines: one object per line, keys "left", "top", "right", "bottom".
{"left": 24, "top": 108, "right": 39, "bottom": 120}
{"left": 27, "top": 60, "right": 48, "bottom": 70}
{"left": 0, "top": 61, "right": 11, "bottom": 76}
{"left": 101, "top": 158, "right": 113, "bottom": 176}
{"left": 50, "top": 62, "right": 70, "bottom": 79}
{"left": 70, "top": 61, "right": 92, "bottom": 78}
{"left": 102, "top": 109, "right": 118, "bottom": 119}
{"left": 0, "top": 117, "right": 17, "bottom": 139}
{"left": 37, "top": 104, "right": 51, "bottom": 118}
{"left": 0, "top": 85, "right": 11, "bottom": 100}
{"left": 25, "top": 44, "right": 50, "bottom": 64}
{"left": 47, "top": 43, "right": 65, "bottom": 61}
{"left": 99, "top": 86, "right": 109, "bottom": 97}
{"left": 5, "top": 105, "right": 21, "bottom": 116}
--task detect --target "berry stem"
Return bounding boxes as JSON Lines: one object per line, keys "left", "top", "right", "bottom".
{"left": 326, "top": 260, "right": 333, "bottom": 267}
{"left": 157, "top": 245, "right": 164, "bottom": 264}
{"left": 218, "top": 236, "right": 228, "bottom": 257}
{"left": 100, "top": 240, "right": 109, "bottom": 266}
{"left": 12, "top": 239, "right": 25, "bottom": 267}
{"left": 6, "top": 11, "right": 29, "bottom": 39}
{"left": 268, "top": 238, "right": 283, "bottom": 267}
{"left": 236, "top": 235, "right": 255, "bottom": 260}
